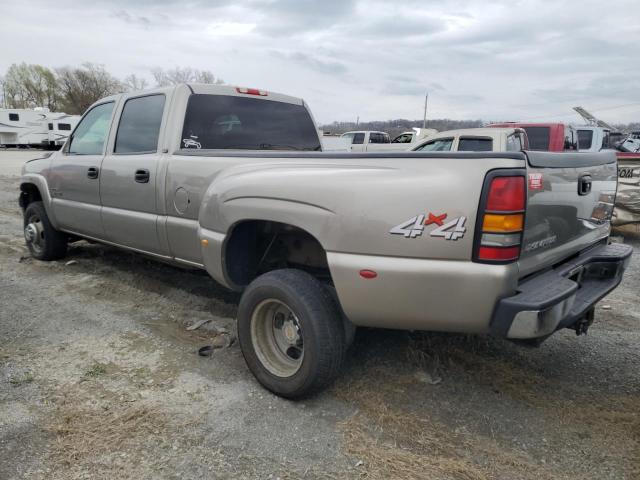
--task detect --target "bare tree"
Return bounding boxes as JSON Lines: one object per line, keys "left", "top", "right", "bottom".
{"left": 2, "top": 63, "right": 59, "bottom": 110}
{"left": 123, "top": 74, "right": 148, "bottom": 92}
{"left": 56, "top": 63, "right": 124, "bottom": 114}
{"left": 151, "top": 67, "right": 223, "bottom": 87}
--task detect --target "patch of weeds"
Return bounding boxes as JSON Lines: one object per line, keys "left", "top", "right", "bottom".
{"left": 9, "top": 371, "right": 34, "bottom": 386}
{"left": 85, "top": 362, "right": 108, "bottom": 378}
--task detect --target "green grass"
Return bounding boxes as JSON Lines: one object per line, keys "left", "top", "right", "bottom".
{"left": 9, "top": 371, "right": 34, "bottom": 386}
{"left": 85, "top": 362, "right": 108, "bottom": 378}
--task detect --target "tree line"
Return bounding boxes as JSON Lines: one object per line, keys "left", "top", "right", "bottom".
{"left": 0, "top": 63, "right": 223, "bottom": 115}
{"left": 321, "top": 118, "right": 640, "bottom": 138}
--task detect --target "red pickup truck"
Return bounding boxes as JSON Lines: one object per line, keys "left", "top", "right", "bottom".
{"left": 489, "top": 123, "right": 578, "bottom": 152}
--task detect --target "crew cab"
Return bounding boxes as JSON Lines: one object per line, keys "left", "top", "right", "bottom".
{"left": 489, "top": 123, "right": 578, "bottom": 152}
{"left": 412, "top": 128, "right": 528, "bottom": 152}
{"left": 19, "top": 84, "right": 632, "bottom": 398}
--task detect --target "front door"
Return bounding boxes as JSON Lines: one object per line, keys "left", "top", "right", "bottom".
{"left": 99, "top": 93, "right": 167, "bottom": 255}
{"left": 49, "top": 101, "right": 116, "bottom": 237}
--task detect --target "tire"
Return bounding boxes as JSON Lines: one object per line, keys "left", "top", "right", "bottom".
{"left": 23, "top": 201, "right": 67, "bottom": 260}
{"left": 237, "top": 269, "right": 346, "bottom": 398}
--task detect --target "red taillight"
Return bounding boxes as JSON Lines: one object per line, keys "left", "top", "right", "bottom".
{"left": 486, "top": 177, "right": 525, "bottom": 212}
{"left": 236, "top": 87, "right": 268, "bottom": 96}
{"left": 478, "top": 246, "right": 521, "bottom": 261}
{"left": 474, "top": 172, "right": 526, "bottom": 264}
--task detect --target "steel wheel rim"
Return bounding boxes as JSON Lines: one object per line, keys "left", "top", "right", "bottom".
{"left": 250, "top": 299, "right": 304, "bottom": 377}
{"left": 25, "top": 214, "right": 45, "bottom": 254}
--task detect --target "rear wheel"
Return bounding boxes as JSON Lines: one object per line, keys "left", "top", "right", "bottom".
{"left": 237, "top": 269, "right": 345, "bottom": 398}
{"left": 23, "top": 201, "right": 67, "bottom": 260}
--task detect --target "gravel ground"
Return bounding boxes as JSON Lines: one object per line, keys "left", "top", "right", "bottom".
{"left": 0, "top": 150, "right": 638, "bottom": 479}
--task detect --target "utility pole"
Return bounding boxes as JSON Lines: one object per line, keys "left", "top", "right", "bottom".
{"left": 356, "top": 115, "right": 359, "bottom": 127}
{"left": 422, "top": 93, "right": 428, "bottom": 129}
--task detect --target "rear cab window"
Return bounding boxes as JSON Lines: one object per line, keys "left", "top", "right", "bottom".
{"left": 392, "top": 133, "right": 412, "bottom": 143}
{"left": 181, "top": 94, "right": 321, "bottom": 151}
{"left": 523, "top": 127, "right": 550, "bottom": 150}
{"left": 457, "top": 137, "right": 493, "bottom": 152}
{"left": 415, "top": 138, "right": 453, "bottom": 151}
{"left": 369, "top": 133, "right": 390, "bottom": 144}
{"left": 577, "top": 129, "right": 594, "bottom": 150}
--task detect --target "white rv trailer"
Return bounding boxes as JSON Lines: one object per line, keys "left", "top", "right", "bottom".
{"left": 0, "top": 108, "right": 80, "bottom": 149}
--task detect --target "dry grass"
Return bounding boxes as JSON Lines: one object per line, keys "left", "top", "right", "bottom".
{"left": 47, "top": 392, "right": 169, "bottom": 476}
{"left": 334, "top": 331, "right": 639, "bottom": 480}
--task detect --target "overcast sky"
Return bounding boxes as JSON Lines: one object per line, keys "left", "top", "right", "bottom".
{"left": 1, "top": 0, "right": 639, "bottom": 124}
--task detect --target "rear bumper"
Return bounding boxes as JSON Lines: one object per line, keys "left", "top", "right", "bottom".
{"left": 490, "top": 242, "right": 633, "bottom": 339}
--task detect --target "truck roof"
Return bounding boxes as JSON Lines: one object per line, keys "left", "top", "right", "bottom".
{"left": 424, "top": 127, "right": 524, "bottom": 139}
{"left": 488, "top": 122, "right": 568, "bottom": 128}
{"left": 341, "top": 130, "right": 388, "bottom": 135}
{"left": 89, "top": 84, "right": 306, "bottom": 111}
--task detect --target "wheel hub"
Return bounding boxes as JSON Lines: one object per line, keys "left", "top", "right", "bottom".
{"left": 24, "top": 223, "right": 38, "bottom": 242}
{"left": 250, "top": 299, "right": 304, "bottom": 378}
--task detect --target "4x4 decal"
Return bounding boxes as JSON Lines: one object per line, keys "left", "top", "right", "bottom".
{"left": 390, "top": 212, "right": 467, "bottom": 240}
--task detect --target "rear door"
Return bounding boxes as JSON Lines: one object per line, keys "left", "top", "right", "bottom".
{"left": 518, "top": 151, "right": 617, "bottom": 277}
{"left": 99, "top": 92, "right": 169, "bottom": 255}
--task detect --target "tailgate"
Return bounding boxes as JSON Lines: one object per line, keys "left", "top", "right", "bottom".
{"left": 518, "top": 151, "right": 617, "bottom": 278}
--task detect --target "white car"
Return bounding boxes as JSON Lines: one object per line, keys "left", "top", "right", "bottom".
{"left": 412, "top": 127, "right": 528, "bottom": 152}
{"left": 341, "top": 128, "right": 437, "bottom": 152}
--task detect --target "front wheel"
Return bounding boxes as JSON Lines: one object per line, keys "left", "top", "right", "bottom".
{"left": 237, "top": 269, "right": 346, "bottom": 398}
{"left": 23, "top": 201, "right": 67, "bottom": 260}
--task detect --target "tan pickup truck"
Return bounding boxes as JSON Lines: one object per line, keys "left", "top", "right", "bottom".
{"left": 18, "top": 84, "right": 632, "bottom": 397}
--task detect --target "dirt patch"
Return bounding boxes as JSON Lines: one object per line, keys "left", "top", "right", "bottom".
{"left": 2, "top": 154, "right": 639, "bottom": 479}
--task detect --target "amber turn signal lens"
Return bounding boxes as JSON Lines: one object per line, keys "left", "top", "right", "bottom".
{"left": 482, "top": 213, "right": 524, "bottom": 233}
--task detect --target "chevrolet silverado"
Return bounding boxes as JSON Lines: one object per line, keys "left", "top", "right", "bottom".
{"left": 19, "top": 84, "right": 632, "bottom": 397}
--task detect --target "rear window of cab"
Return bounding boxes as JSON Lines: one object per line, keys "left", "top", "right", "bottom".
{"left": 523, "top": 127, "right": 550, "bottom": 150}
{"left": 181, "top": 94, "right": 321, "bottom": 151}
{"left": 458, "top": 137, "right": 493, "bottom": 151}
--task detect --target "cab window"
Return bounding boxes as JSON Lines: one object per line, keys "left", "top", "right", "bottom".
{"left": 578, "top": 129, "right": 594, "bottom": 150}
{"left": 523, "top": 127, "right": 550, "bottom": 150}
{"left": 506, "top": 134, "right": 522, "bottom": 152}
{"left": 115, "top": 94, "right": 165, "bottom": 154}
{"left": 415, "top": 138, "right": 453, "bottom": 151}
{"left": 68, "top": 102, "right": 115, "bottom": 155}
{"left": 458, "top": 137, "right": 492, "bottom": 151}
{"left": 392, "top": 133, "right": 413, "bottom": 143}
{"left": 369, "top": 133, "right": 390, "bottom": 144}
{"left": 181, "top": 94, "right": 321, "bottom": 150}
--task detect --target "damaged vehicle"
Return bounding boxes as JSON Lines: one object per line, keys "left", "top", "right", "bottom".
{"left": 18, "top": 84, "right": 632, "bottom": 397}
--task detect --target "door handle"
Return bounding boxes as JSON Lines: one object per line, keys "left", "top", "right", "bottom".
{"left": 578, "top": 174, "right": 592, "bottom": 196}
{"left": 87, "top": 167, "right": 99, "bottom": 179}
{"left": 135, "top": 169, "right": 150, "bottom": 184}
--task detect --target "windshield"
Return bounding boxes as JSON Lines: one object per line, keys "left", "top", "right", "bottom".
{"left": 181, "top": 94, "right": 321, "bottom": 151}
